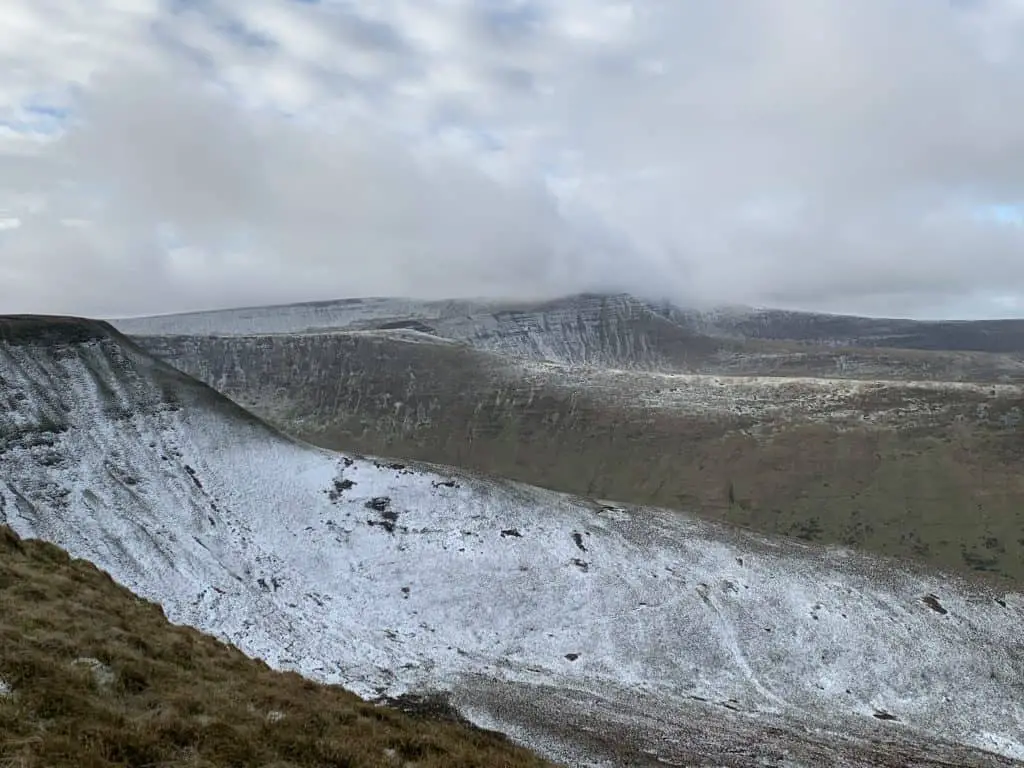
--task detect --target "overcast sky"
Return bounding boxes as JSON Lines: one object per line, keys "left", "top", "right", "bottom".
{"left": 2, "top": 1, "right": 1024, "bottom": 319}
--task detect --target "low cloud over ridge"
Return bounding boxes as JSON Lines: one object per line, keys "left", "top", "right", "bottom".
{"left": 2, "top": 0, "right": 1024, "bottom": 319}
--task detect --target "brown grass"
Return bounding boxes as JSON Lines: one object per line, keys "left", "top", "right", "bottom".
{"left": 0, "top": 526, "right": 551, "bottom": 768}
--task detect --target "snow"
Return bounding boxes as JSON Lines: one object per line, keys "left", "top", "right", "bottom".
{"left": 108, "top": 294, "right": 735, "bottom": 347}
{"left": 115, "top": 294, "right": 1024, "bottom": 394}
{"left": 110, "top": 296, "right": 496, "bottom": 337}
{"left": 2, "top": 328, "right": 1024, "bottom": 765}
{"left": 516, "top": 362, "right": 1023, "bottom": 422}
{"left": 111, "top": 294, "right": 691, "bottom": 369}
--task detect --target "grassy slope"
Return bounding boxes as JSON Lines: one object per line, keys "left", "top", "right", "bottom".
{"left": 135, "top": 333, "right": 1024, "bottom": 585}
{"left": 0, "top": 526, "right": 550, "bottom": 768}
{"left": 304, "top": 410, "right": 1024, "bottom": 585}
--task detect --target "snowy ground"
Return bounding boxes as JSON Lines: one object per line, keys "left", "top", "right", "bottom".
{"left": 117, "top": 292, "right": 1024, "bottom": 390}
{"left": 2, "top": 323, "right": 1023, "bottom": 766}
{"left": 514, "top": 361, "right": 1024, "bottom": 425}
{"left": 111, "top": 296, "right": 499, "bottom": 336}
{"left": 113, "top": 293, "right": 685, "bottom": 370}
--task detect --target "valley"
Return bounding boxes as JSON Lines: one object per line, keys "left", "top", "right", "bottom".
{"left": 2, "top": 314, "right": 1023, "bottom": 765}
{"left": 119, "top": 294, "right": 1024, "bottom": 584}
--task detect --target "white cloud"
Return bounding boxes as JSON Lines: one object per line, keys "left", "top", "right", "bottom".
{"left": 2, "top": 0, "right": 1024, "bottom": 319}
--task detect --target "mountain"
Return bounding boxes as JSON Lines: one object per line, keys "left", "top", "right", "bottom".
{"left": 0, "top": 525, "right": 549, "bottom": 768}
{"left": 116, "top": 295, "right": 1024, "bottom": 584}
{"left": 676, "top": 307, "right": 1024, "bottom": 354}
{"left": 114, "top": 293, "right": 1024, "bottom": 370}
{"left": 115, "top": 293, "right": 725, "bottom": 371}
{"left": 1, "top": 315, "right": 1023, "bottom": 766}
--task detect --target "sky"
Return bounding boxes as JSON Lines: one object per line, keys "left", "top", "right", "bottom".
{"left": 2, "top": 1, "right": 1024, "bottom": 320}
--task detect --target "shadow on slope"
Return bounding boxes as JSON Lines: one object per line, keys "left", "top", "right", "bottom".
{"left": 0, "top": 526, "right": 547, "bottom": 768}
{"left": 0, "top": 315, "right": 283, "bottom": 444}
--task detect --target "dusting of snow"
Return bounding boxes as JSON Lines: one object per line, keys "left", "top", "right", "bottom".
{"left": 0, "top": 678, "right": 12, "bottom": 698}
{"left": 111, "top": 297, "right": 490, "bottom": 336}
{"left": 975, "top": 734, "right": 1024, "bottom": 761}
{"left": 117, "top": 295, "right": 1024, "bottom": 397}
{"left": 498, "top": 361, "right": 1024, "bottom": 433}
{"left": 113, "top": 294, "right": 695, "bottom": 369}
{"left": 2, "top": 330, "right": 1023, "bottom": 765}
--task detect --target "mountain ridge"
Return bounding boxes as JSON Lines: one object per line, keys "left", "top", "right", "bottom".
{"left": 112, "top": 292, "right": 1024, "bottom": 357}
{"left": 2, "top": 315, "right": 1024, "bottom": 765}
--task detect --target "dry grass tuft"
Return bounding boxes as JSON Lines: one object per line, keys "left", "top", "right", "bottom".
{"left": 0, "top": 526, "right": 551, "bottom": 768}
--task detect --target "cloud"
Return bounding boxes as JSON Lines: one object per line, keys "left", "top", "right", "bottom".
{"left": 2, "top": 0, "right": 1024, "bottom": 318}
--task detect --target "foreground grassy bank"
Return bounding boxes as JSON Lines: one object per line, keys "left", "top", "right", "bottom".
{"left": 0, "top": 526, "right": 550, "bottom": 768}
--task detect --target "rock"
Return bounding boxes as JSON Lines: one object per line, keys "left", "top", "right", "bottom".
{"left": 71, "top": 657, "right": 116, "bottom": 688}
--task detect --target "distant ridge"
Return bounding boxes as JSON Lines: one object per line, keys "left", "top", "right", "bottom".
{"left": 113, "top": 292, "right": 1024, "bottom": 355}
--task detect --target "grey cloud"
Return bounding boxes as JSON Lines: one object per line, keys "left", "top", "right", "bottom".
{"left": 0, "top": 57, "right": 600, "bottom": 316}
{"left": 4, "top": 0, "right": 1024, "bottom": 318}
{"left": 517, "top": 1, "right": 1024, "bottom": 315}
{"left": 330, "top": 12, "right": 412, "bottom": 54}
{"left": 465, "top": 4, "right": 548, "bottom": 48}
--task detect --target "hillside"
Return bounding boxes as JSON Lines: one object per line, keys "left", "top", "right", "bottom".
{"left": 114, "top": 293, "right": 1024, "bottom": 377}
{"left": 116, "top": 294, "right": 728, "bottom": 371}
{"left": 128, "top": 305, "right": 1024, "bottom": 583}
{"left": 2, "top": 315, "right": 1024, "bottom": 766}
{"left": 675, "top": 306, "right": 1024, "bottom": 354}
{"left": 0, "top": 526, "right": 549, "bottom": 768}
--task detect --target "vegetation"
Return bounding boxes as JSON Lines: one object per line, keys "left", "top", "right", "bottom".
{"left": 0, "top": 526, "right": 550, "bottom": 768}
{"left": 134, "top": 331, "right": 1024, "bottom": 585}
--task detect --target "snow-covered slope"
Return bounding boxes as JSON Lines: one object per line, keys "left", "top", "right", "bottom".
{"left": 113, "top": 294, "right": 725, "bottom": 370}
{"left": 112, "top": 297, "right": 482, "bottom": 336}
{"left": 113, "top": 292, "right": 1024, "bottom": 376}
{"left": 2, "top": 317, "right": 1024, "bottom": 766}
